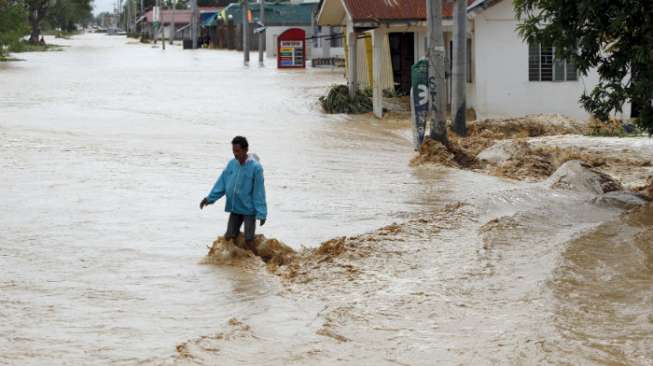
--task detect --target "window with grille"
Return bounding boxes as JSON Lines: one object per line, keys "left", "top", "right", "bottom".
{"left": 528, "top": 42, "right": 577, "bottom": 82}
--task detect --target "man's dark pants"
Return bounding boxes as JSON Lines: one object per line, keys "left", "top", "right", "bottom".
{"left": 225, "top": 213, "right": 256, "bottom": 242}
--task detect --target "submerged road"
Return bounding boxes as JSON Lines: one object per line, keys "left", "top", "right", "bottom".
{"left": 1, "top": 34, "right": 651, "bottom": 365}
{"left": 0, "top": 34, "right": 441, "bottom": 364}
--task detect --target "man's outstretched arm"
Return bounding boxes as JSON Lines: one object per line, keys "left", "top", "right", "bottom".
{"left": 200, "top": 167, "right": 228, "bottom": 209}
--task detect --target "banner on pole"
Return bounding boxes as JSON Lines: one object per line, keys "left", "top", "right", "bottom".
{"left": 411, "top": 59, "right": 429, "bottom": 149}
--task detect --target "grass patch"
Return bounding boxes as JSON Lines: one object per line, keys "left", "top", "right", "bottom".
{"left": 8, "top": 41, "right": 64, "bottom": 53}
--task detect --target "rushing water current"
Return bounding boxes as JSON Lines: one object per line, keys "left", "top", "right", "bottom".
{"left": 1, "top": 34, "right": 651, "bottom": 365}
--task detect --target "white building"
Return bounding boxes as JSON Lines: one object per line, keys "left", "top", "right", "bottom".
{"left": 316, "top": 0, "right": 631, "bottom": 120}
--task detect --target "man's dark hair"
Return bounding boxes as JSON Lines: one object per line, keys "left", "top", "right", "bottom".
{"left": 231, "top": 136, "right": 248, "bottom": 149}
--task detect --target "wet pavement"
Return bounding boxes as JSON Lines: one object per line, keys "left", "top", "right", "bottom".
{"left": 1, "top": 34, "right": 651, "bottom": 365}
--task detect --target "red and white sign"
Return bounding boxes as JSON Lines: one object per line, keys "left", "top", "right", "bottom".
{"left": 277, "top": 28, "right": 306, "bottom": 69}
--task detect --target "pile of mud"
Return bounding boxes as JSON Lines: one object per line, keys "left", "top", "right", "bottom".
{"left": 412, "top": 114, "right": 585, "bottom": 169}
{"left": 470, "top": 114, "right": 584, "bottom": 139}
{"left": 410, "top": 138, "right": 477, "bottom": 168}
{"left": 634, "top": 176, "right": 653, "bottom": 200}
{"left": 202, "top": 234, "right": 295, "bottom": 266}
{"left": 485, "top": 141, "right": 651, "bottom": 183}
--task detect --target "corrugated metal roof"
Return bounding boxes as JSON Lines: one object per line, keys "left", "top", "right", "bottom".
{"left": 144, "top": 9, "right": 192, "bottom": 24}
{"left": 143, "top": 7, "right": 220, "bottom": 24}
{"left": 223, "top": 2, "right": 318, "bottom": 26}
{"left": 336, "top": 0, "right": 476, "bottom": 22}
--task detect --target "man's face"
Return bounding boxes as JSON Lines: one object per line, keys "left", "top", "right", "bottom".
{"left": 232, "top": 144, "right": 248, "bottom": 163}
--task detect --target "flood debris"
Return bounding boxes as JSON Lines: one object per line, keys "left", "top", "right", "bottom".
{"left": 633, "top": 176, "right": 653, "bottom": 200}
{"left": 316, "top": 327, "right": 350, "bottom": 343}
{"left": 203, "top": 234, "right": 295, "bottom": 266}
{"left": 412, "top": 115, "right": 652, "bottom": 200}
{"left": 319, "top": 84, "right": 373, "bottom": 114}
{"left": 411, "top": 114, "right": 584, "bottom": 169}
{"left": 410, "top": 138, "right": 477, "bottom": 168}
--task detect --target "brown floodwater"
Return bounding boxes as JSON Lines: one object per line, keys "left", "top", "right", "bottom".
{"left": 1, "top": 34, "right": 651, "bottom": 365}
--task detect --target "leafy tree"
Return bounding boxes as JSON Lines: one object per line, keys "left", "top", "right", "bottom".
{"left": 47, "top": 0, "right": 93, "bottom": 32}
{"left": 25, "top": 0, "right": 53, "bottom": 43}
{"left": 0, "top": 0, "right": 29, "bottom": 57}
{"left": 515, "top": 0, "right": 653, "bottom": 135}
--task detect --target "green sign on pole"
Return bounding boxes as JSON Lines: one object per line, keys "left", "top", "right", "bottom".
{"left": 411, "top": 59, "right": 429, "bottom": 149}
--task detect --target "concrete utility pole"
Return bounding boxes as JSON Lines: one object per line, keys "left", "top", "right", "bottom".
{"left": 258, "top": 0, "right": 265, "bottom": 65}
{"left": 170, "top": 0, "right": 175, "bottom": 44}
{"left": 243, "top": 0, "right": 250, "bottom": 65}
{"left": 426, "top": 0, "right": 448, "bottom": 143}
{"left": 452, "top": 0, "right": 467, "bottom": 136}
{"left": 161, "top": 0, "right": 165, "bottom": 50}
{"left": 154, "top": 0, "right": 159, "bottom": 44}
{"left": 140, "top": 0, "right": 144, "bottom": 38}
{"left": 191, "top": 0, "right": 198, "bottom": 49}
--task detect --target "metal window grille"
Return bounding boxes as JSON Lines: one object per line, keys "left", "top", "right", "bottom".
{"left": 528, "top": 41, "right": 577, "bottom": 82}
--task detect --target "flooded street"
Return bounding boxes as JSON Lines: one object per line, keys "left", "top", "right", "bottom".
{"left": 0, "top": 33, "right": 441, "bottom": 364}
{"left": 1, "top": 34, "right": 652, "bottom": 365}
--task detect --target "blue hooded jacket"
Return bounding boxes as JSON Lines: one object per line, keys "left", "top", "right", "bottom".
{"left": 206, "top": 154, "right": 267, "bottom": 220}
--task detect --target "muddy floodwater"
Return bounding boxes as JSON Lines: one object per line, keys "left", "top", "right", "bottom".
{"left": 1, "top": 34, "right": 652, "bottom": 365}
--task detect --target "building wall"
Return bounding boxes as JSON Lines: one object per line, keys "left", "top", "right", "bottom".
{"left": 472, "top": 0, "right": 630, "bottom": 120}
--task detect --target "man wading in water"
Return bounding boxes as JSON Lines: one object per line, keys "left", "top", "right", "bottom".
{"left": 200, "top": 136, "right": 267, "bottom": 255}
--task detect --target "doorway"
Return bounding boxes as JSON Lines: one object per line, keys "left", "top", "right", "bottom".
{"left": 388, "top": 32, "right": 415, "bottom": 95}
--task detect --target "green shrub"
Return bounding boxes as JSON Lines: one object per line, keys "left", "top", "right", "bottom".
{"left": 319, "top": 84, "right": 373, "bottom": 114}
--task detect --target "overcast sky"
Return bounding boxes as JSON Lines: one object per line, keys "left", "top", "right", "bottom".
{"left": 93, "top": 0, "right": 119, "bottom": 15}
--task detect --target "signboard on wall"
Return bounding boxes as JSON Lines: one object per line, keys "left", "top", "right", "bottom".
{"left": 277, "top": 28, "right": 306, "bottom": 69}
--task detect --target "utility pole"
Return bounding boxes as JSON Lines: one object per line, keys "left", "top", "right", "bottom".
{"left": 161, "top": 0, "right": 165, "bottom": 50}
{"left": 258, "top": 0, "right": 265, "bottom": 65}
{"left": 243, "top": 0, "right": 250, "bottom": 65}
{"left": 452, "top": 0, "right": 467, "bottom": 136}
{"left": 427, "top": 0, "right": 448, "bottom": 143}
{"left": 154, "top": 0, "right": 159, "bottom": 44}
{"left": 191, "top": 0, "right": 198, "bottom": 49}
{"left": 140, "top": 0, "right": 144, "bottom": 38}
{"left": 170, "top": 0, "right": 175, "bottom": 44}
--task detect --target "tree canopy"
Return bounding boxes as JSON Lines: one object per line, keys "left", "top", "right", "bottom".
{"left": 47, "top": 0, "right": 94, "bottom": 32}
{"left": 514, "top": 0, "right": 653, "bottom": 135}
{"left": 0, "top": 0, "right": 29, "bottom": 56}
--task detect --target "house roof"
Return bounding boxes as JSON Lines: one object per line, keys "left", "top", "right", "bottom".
{"left": 144, "top": 9, "right": 192, "bottom": 24}
{"left": 317, "top": 0, "right": 476, "bottom": 26}
{"left": 467, "top": 0, "right": 503, "bottom": 14}
{"left": 222, "top": 2, "right": 318, "bottom": 26}
{"left": 142, "top": 7, "right": 220, "bottom": 24}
